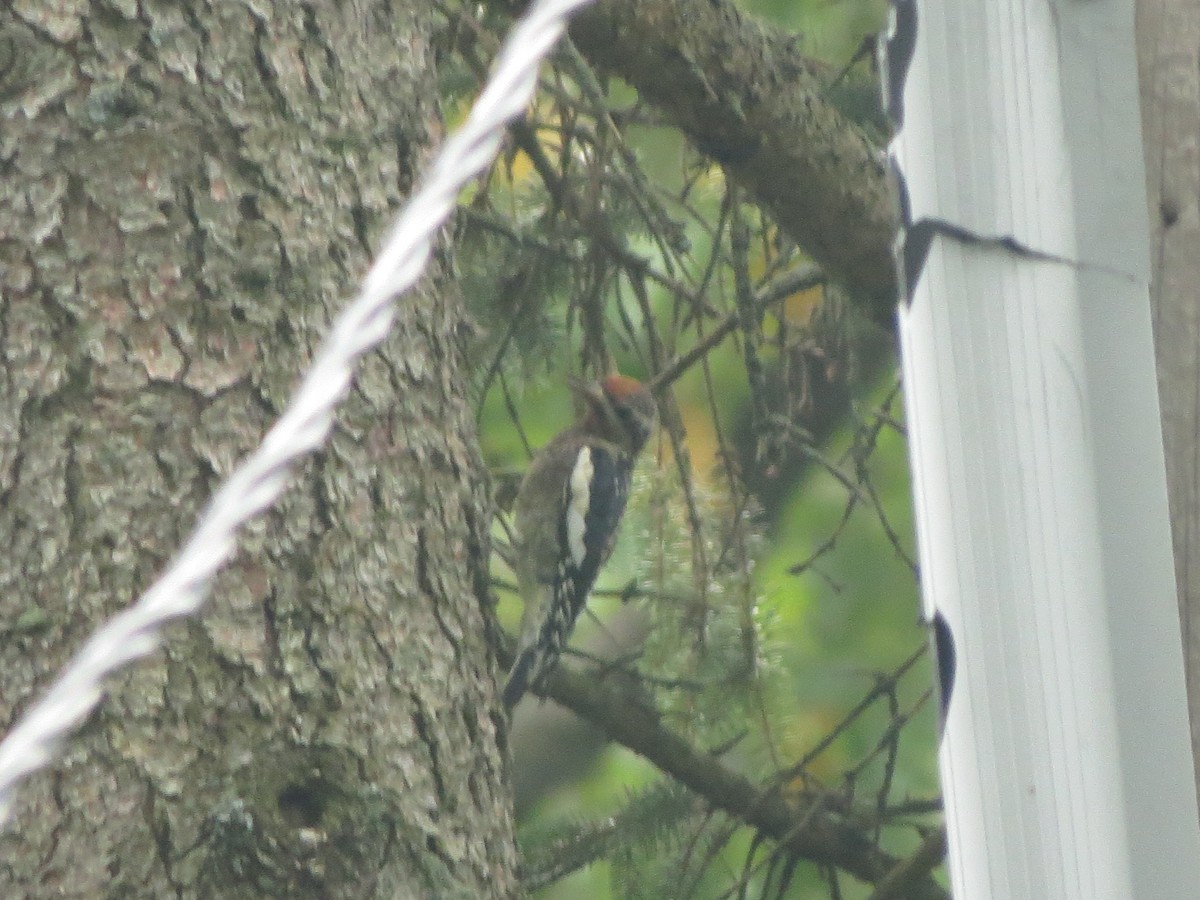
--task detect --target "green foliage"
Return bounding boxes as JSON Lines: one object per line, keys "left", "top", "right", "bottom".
{"left": 444, "top": 0, "right": 943, "bottom": 896}
{"left": 519, "top": 781, "right": 699, "bottom": 892}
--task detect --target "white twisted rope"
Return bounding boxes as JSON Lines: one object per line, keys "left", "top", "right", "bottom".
{"left": 0, "top": 0, "right": 591, "bottom": 827}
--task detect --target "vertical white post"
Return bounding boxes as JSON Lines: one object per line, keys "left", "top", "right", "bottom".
{"left": 891, "top": 0, "right": 1200, "bottom": 896}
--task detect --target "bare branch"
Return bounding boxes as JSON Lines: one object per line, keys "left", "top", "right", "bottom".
{"left": 564, "top": 0, "right": 898, "bottom": 316}
{"left": 505, "top": 648, "right": 949, "bottom": 898}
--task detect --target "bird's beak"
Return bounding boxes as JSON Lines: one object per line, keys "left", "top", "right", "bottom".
{"left": 566, "top": 375, "right": 605, "bottom": 409}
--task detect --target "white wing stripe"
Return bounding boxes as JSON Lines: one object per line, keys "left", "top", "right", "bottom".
{"left": 566, "top": 447, "right": 593, "bottom": 567}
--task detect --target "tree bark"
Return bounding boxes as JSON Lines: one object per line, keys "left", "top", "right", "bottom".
{"left": 0, "top": 2, "right": 516, "bottom": 896}
{"left": 1137, "top": 0, "right": 1200, "bottom": 793}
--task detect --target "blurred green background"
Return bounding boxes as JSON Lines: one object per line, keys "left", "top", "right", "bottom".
{"left": 456, "top": 0, "right": 942, "bottom": 895}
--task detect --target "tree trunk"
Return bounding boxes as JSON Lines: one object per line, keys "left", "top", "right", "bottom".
{"left": 1137, "top": 0, "right": 1200, "bottom": 794}
{"left": 0, "top": 2, "right": 517, "bottom": 896}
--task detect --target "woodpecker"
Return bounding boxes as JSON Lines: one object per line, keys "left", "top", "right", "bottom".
{"left": 502, "top": 374, "right": 658, "bottom": 710}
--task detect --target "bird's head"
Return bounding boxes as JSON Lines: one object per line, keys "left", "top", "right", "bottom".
{"left": 572, "top": 374, "right": 658, "bottom": 455}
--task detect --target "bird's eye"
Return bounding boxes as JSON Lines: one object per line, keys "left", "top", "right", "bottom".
{"left": 615, "top": 403, "right": 651, "bottom": 447}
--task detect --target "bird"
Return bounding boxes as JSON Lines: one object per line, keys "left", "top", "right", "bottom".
{"left": 502, "top": 374, "right": 658, "bottom": 710}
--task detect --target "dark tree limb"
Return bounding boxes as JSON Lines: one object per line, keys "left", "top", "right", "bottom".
{"left": 867, "top": 830, "right": 950, "bottom": 900}
{"left": 506, "top": 651, "right": 948, "bottom": 898}
{"left": 563, "top": 0, "right": 899, "bottom": 318}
